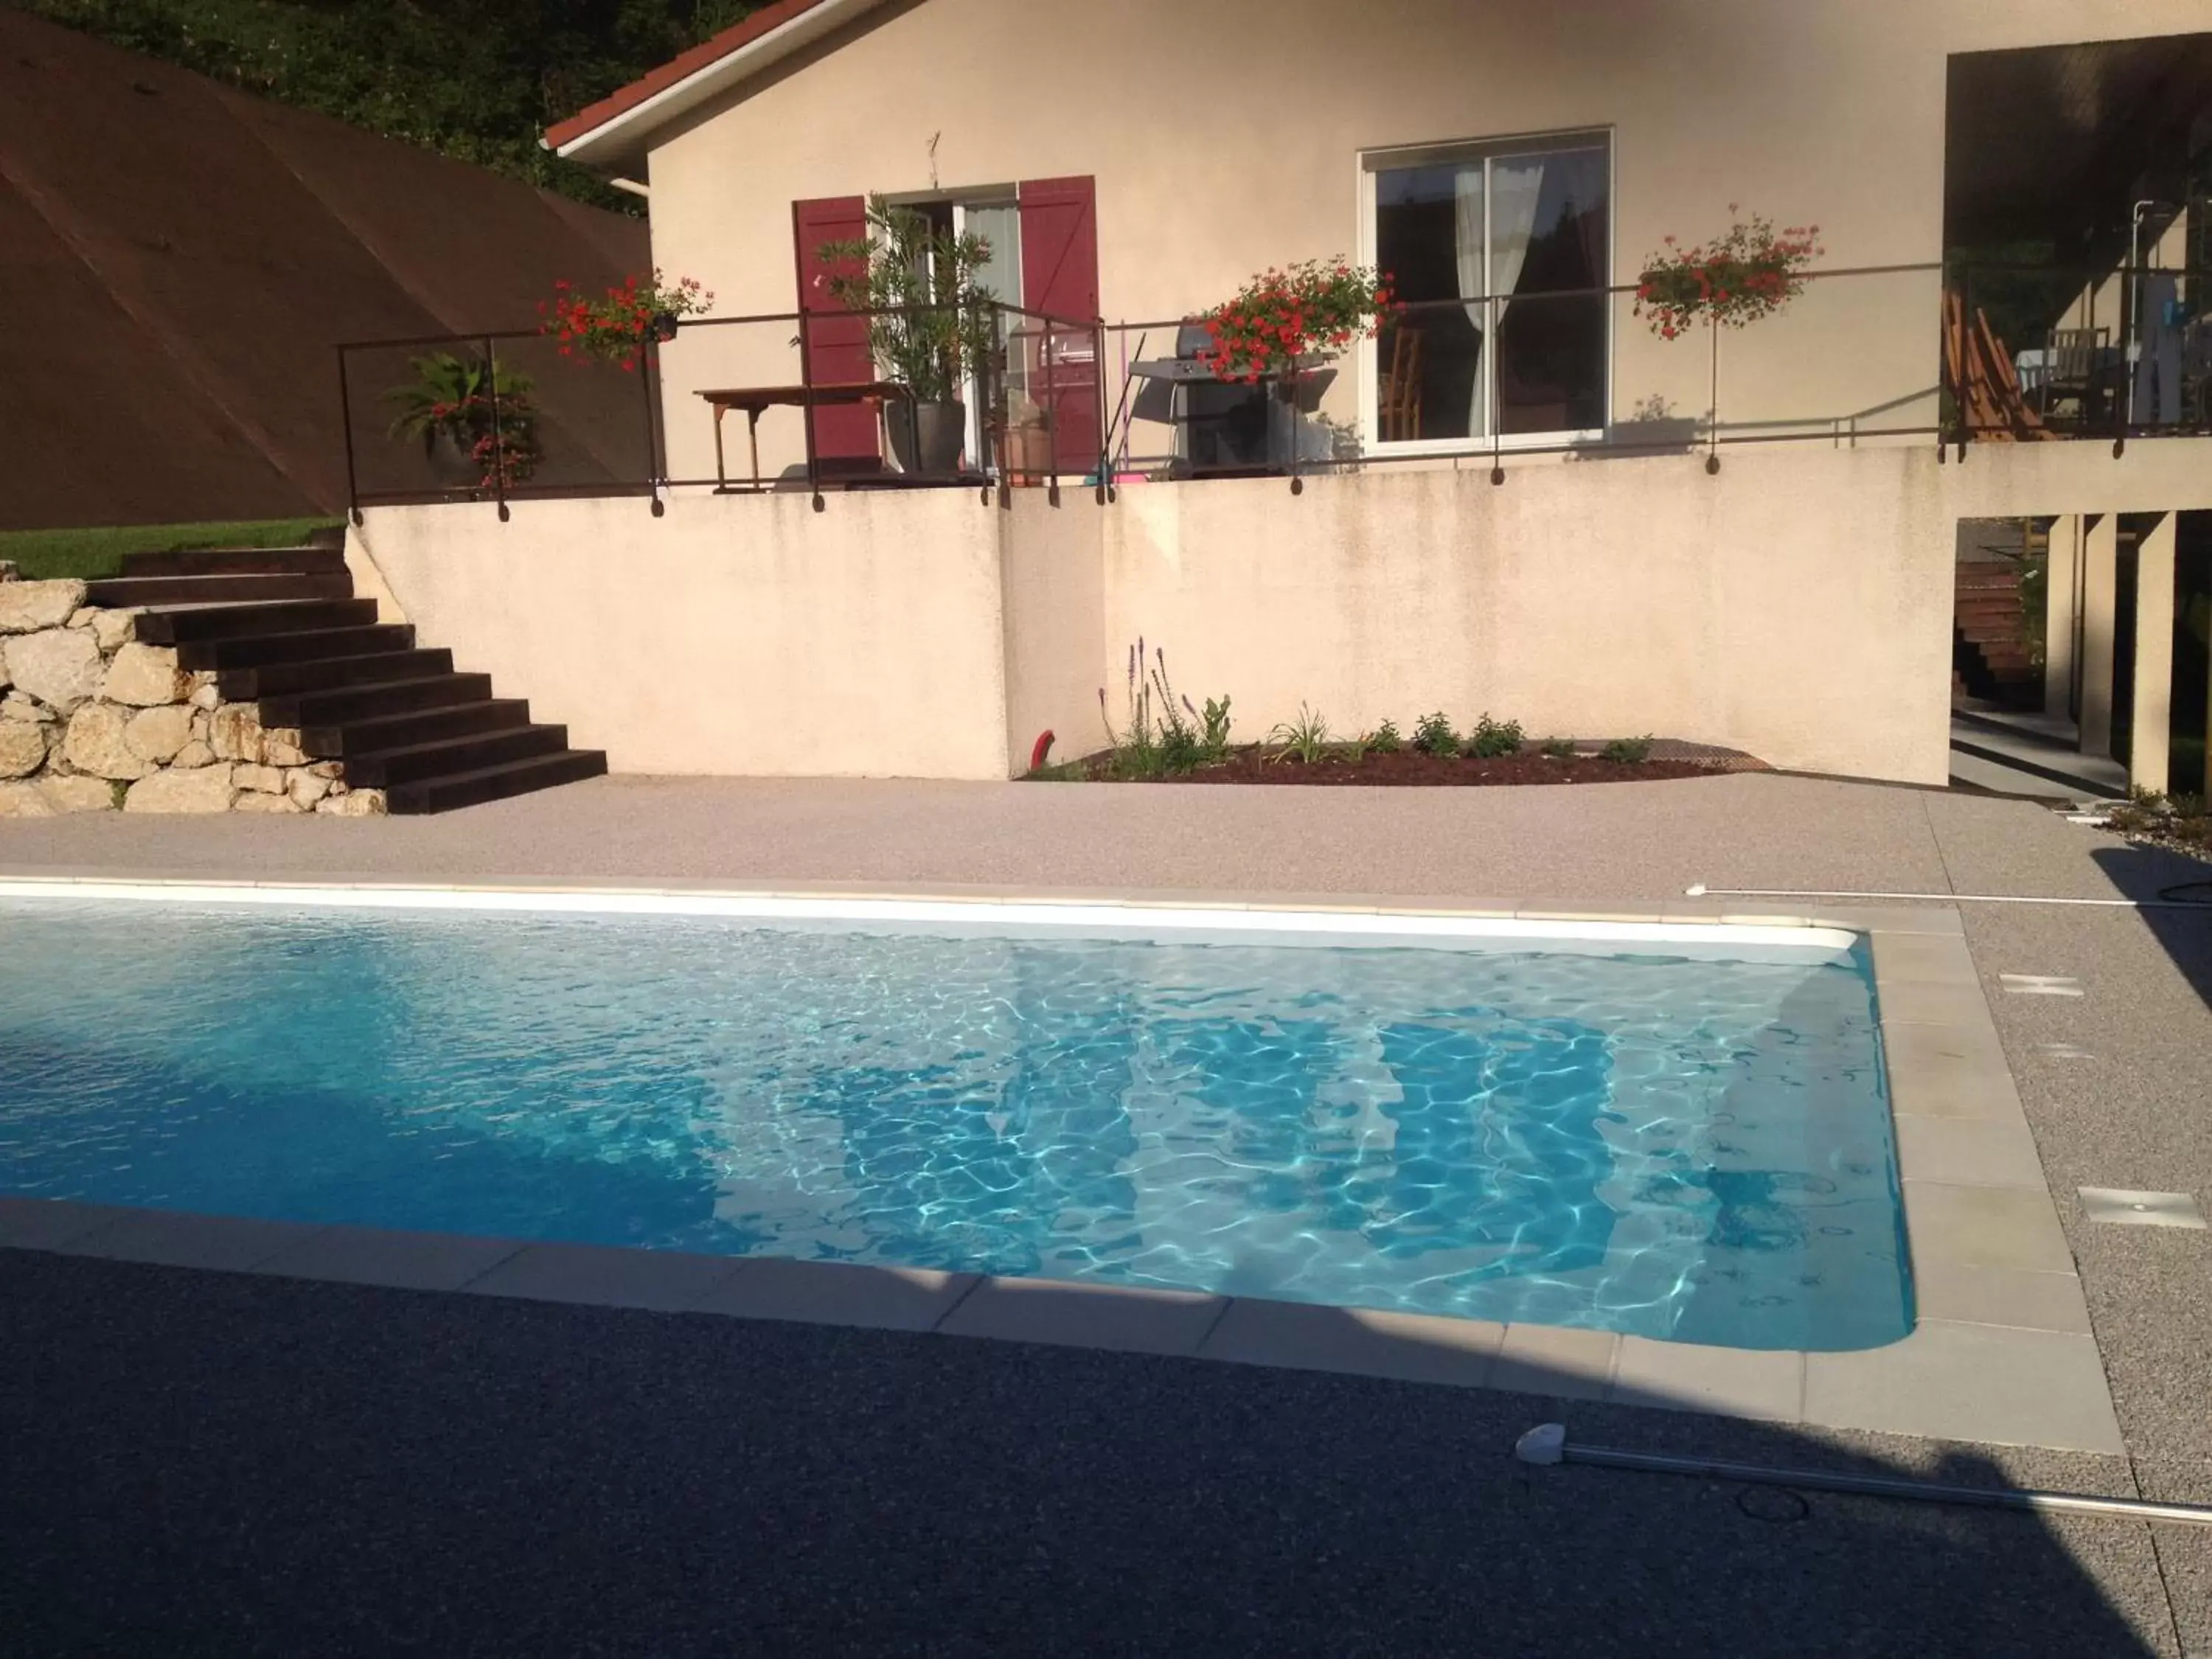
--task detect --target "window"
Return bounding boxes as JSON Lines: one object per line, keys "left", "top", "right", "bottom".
{"left": 1363, "top": 132, "right": 1610, "bottom": 446}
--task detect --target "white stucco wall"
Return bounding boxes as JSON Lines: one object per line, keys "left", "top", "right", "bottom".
{"left": 355, "top": 490, "right": 1014, "bottom": 779}
{"left": 637, "top": 0, "right": 2212, "bottom": 483}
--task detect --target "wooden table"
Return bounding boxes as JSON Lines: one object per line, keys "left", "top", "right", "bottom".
{"left": 696, "top": 382, "right": 913, "bottom": 490}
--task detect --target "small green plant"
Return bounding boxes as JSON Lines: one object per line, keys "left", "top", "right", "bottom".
{"left": 1412, "top": 711, "right": 1460, "bottom": 757}
{"left": 1600, "top": 734, "right": 1655, "bottom": 763}
{"left": 2126, "top": 782, "right": 2170, "bottom": 810}
{"left": 1540, "top": 735, "right": 1579, "bottom": 760}
{"left": 1469, "top": 714, "right": 1525, "bottom": 758}
{"left": 383, "top": 350, "right": 542, "bottom": 490}
{"left": 2171, "top": 792, "right": 2208, "bottom": 819}
{"left": 1099, "top": 640, "right": 1228, "bottom": 778}
{"left": 1366, "top": 717, "right": 1404, "bottom": 754}
{"left": 1267, "top": 703, "right": 1332, "bottom": 765}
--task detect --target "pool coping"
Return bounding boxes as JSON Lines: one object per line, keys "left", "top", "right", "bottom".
{"left": 0, "top": 876, "right": 2121, "bottom": 1455}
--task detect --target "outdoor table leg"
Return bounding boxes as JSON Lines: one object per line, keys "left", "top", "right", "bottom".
{"left": 747, "top": 408, "right": 762, "bottom": 491}
{"left": 712, "top": 401, "right": 728, "bottom": 492}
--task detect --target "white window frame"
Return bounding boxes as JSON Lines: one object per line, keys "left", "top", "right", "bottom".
{"left": 1356, "top": 128, "right": 1615, "bottom": 458}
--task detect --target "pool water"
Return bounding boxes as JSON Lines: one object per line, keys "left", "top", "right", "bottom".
{"left": 0, "top": 901, "right": 1910, "bottom": 1350}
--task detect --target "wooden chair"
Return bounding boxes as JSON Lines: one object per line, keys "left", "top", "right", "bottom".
{"left": 2039, "top": 326, "right": 2108, "bottom": 423}
{"left": 1380, "top": 325, "right": 1422, "bottom": 442}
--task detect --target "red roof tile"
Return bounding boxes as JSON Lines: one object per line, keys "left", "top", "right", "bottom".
{"left": 543, "top": 0, "right": 837, "bottom": 153}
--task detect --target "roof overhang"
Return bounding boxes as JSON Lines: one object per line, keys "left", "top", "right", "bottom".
{"left": 545, "top": 0, "right": 891, "bottom": 170}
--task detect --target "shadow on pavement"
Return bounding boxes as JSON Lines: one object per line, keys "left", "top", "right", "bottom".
{"left": 2091, "top": 842, "right": 2212, "bottom": 1013}
{"left": 0, "top": 1250, "right": 2165, "bottom": 1658}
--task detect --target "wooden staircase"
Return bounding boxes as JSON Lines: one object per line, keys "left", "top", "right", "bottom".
{"left": 1952, "top": 560, "right": 2041, "bottom": 707}
{"left": 91, "top": 546, "right": 607, "bottom": 813}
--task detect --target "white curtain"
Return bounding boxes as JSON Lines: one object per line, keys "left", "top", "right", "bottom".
{"left": 1453, "top": 166, "right": 1485, "bottom": 436}
{"left": 1486, "top": 157, "right": 1547, "bottom": 435}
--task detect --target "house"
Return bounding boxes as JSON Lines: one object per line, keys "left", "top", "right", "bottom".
{"left": 347, "top": 0, "right": 2212, "bottom": 791}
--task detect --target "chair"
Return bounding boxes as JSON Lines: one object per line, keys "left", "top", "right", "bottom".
{"left": 2039, "top": 326, "right": 2108, "bottom": 424}
{"left": 1380, "top": 325, "right": 1422, "bottom": 442}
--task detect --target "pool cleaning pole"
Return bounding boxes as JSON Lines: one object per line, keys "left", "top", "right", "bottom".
{"left": 1514, "top": 1425, "right": 2212, "bottom": 1527}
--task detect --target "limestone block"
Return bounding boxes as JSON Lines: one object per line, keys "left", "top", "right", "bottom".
{"left": 288, "top": 770, "right": 333, "bottom": 808}
{"left": 233, "top": 791, "right": 303, "bottom": 814}
{"left": 190, "top": 682, "right": 222, "bottom": 710}
{"left": 123, "top": 703, "right": 193, "bottom": 763}
{"left": 317, "top": 787, "right": 386, "bottom": 817}
{"left": 100, "top": 643, "right": 187, "bottom": 707}
{"left": 170, "top": 740, "right": 216, "bottom": 769}
{"left": 3, "top": 629, "right": 102, "bottom": 712}
{"left": 38, "top": 774, "right": 117, "bottom": 813}
{"left": 210, "top": 703, "right": 263, "bottom": 762}
{"left": 125, "top": 766, "right": 237, "bottom": 813}
{"left": 0, "top": 580, "right": 87, "bottom": 633}
{"left": 62, "top": 703, "right": 153, "bottom": 780}
{"left": 261, "top": 727, "right": 310, "bottom": 767}
{"left": 67, "top": 607, "right": 98, "bottom": 630}
{"left": 0, "top": 718, "right": 48, "bottom": 779}
{"left": 91, "top": 610, "right": 136, "bottom": 653}
{"left": 0, "top": 781, "right": 55, "bottom": 817}
{"left": 2, "top": 692, "right": 51, "bottom": 723}
{"left": 234, "top": 762, "right": 285, "bottom": 793}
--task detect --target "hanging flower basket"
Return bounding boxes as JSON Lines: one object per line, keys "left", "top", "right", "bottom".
{"left": 1634, "top": 209, "right": 1823, "bottom": 340}
{"left": 1197, "top": 260, "right": 1396, "bottom": 385}
{"left": 538, "top": 270, "right": 714, "bottom": 370}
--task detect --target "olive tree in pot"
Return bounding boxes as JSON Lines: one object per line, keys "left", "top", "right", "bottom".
{"left": 816, "top": 196, "right": 998, "bottom": 476}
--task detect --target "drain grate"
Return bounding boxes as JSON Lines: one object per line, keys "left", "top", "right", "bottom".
{"left": 2078, "top": 1188, "right": 2208, "bottom": 1229}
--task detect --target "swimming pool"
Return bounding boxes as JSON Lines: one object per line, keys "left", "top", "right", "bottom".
{"left": 0, "top": 891, "right": 1910, "bottom": 1351}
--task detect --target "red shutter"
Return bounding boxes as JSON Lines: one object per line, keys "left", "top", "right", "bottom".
{"left": 792, "top": 195, "right": 883, "bottom": 475}
{"left": 1017, "top": 175, "right": 1101, "bottom": 475}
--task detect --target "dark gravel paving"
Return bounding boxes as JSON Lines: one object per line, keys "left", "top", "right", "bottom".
{"left": 0, "top": 1251, "right": 2177, "bottom": 1658}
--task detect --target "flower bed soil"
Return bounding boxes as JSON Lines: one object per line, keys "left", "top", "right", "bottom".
{"left": 1057, "top": 748, "right": 1756, "bottom": 787}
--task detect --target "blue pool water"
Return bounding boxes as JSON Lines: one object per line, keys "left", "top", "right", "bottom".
{"left": 0, "top": 901, "right": 1910, "bottom": 1350}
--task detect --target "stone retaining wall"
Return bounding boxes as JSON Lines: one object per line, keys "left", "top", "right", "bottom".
{"left": 0, "top": 576, "right": 386, "bottom": 818}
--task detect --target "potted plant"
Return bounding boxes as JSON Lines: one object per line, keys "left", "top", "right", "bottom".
{"left": 815, "top": 196, "right": 998, "bottom": 475}
{"left": 1196, "top": 259, "right": 1395, "bottom": 392}
{"left": 1633, "top": 208, "right": 1823, "bottom": 340}
{"left": 383, "top": 351, "right": 542, "bottom": 493}
{"left": 539, "top": 270, "right": 714, "bottom": 370}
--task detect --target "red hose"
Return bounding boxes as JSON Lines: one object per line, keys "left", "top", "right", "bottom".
{"left": 1029, "top": 730, "right": 1055, "bottom": 771}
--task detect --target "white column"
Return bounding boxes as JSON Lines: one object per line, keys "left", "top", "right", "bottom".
{"left": 2129, "top": 512, "right": 2176, "bottom": 796}
{"left": 2078, "top": 515, "right": 2118, "bottom": 759}
{"left": 2043, "top": 516, "right": 2079, "bottom": 720}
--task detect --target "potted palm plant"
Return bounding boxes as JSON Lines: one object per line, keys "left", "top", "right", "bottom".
{"left": 383, "top": 351, "right": 542, "bottom": 493}
{"left": 815, "top": 196, "right": 998, "bottom": 474}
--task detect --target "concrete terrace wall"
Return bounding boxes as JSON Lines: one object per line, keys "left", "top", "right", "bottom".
{"left": 354, "top": 433, "right": 2212, "bottom": 786}
{"left": 356, "top": 492, "right": 1014, "bottom": 779}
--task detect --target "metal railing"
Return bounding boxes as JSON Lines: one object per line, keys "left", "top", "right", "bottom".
{"left": 333, "top": 260, "right": 2212, "bottom": 521}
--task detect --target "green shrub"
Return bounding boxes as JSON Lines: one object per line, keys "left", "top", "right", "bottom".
{"left": 1099, "top": 639, "right": 1228, "bottom": 777}
{"left": 1469, "top": 714, "right": 1524, "bottom": 758}
{"left": 1268, "top": 703, "right": 1332, "bottom": 765}
{"left": 1412, "top": 711, "right": 1460, "bottom": 757}
{"left": 1600, "top": 735, "right": 1655, "bottom": 764}
{"left": 1540, "top": 735, "right": 1579, "bottom": 760}
{"left": 1366, "top": 717, "right": 1404, "bottom": 754}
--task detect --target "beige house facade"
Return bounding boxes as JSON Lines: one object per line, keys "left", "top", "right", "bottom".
{"left": 349, "top": 0, "right": 2212, "bottom": 790}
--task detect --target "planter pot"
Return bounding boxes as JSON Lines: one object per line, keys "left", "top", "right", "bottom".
{"left": 888, "top": 399, "right": 967, "bottom": 476}
{"left": 650, "top": 310, "right": 680, "bottom": 344}
{"left": 426, "top": 430, "right": 480, "bottom": 490}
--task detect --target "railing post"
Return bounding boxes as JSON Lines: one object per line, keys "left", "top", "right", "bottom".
{"left": 1043, "top": 313, "right": 1060, "bottom": 507}
{"left": 484, "top": 334, "right": 510, "bottom": 522}
{"left": 1095, "top": 320, "right": 1110, "bottom": 504}
{"left": 642, "top": 325, "right": 666, "bottom": 517}
{"left": 1489, "top": 293, "right": 1505, "bottom": 484}
{"left": 1704, "top": 315, "right": 1722, "bottom": 475}
{"left": 1284, "top": 361, "right": 1302, "bottom": 495}
{"left": 797, "top": 307, "right": 824, "bottom": 512}
{"left": 335, "top": 345, "right": 363, "bottom": 526}
{"left": 1956, "top": 263, "right": 1972, "bottom": 462}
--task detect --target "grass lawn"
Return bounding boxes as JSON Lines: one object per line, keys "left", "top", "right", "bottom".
{"left": 0, "top": 518, "right": 344, "bottom": 582}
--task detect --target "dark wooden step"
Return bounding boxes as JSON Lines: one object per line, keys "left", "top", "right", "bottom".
{"left": 134, "top": 598, "right": 378, "bottom": 645}
{"left": 344, "top": 724, "right": 569, "bottom": 788}
{"left": 300, "top": 698, "right": 529, "bottom": 759}
{"left": 85, "top": 571, "right": 353, "bottom": 608}
{"left": 178, "top": 623, "right": 415, "bottom": 672}
{"left": 260, "top": 672, "right": 492, "bottom": 728}
{"left": 385, "top": 748, "right": 608, "bottom": 815}
{"left": 119, "top": 546, "right": 348, "bottom": 579}
{"left": 220, "top": 648, "right": 454, "bottom": 703}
